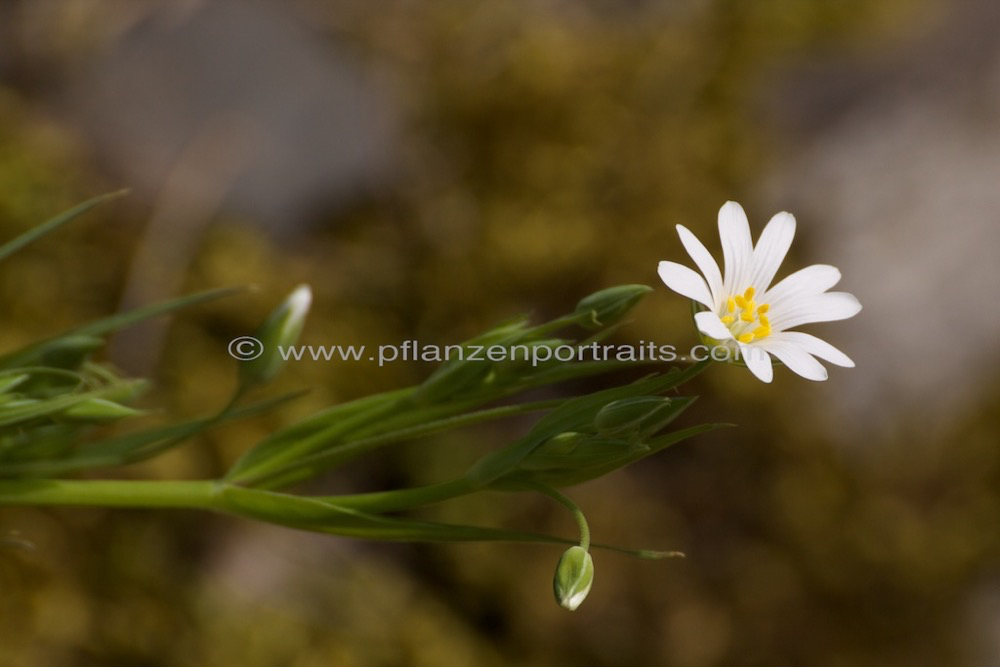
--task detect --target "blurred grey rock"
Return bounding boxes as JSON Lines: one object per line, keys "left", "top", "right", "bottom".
{"left": 767, "top": 0, "right": 1000, "bottom": 441}
{"left": 64, "top": 0, "right": 396, "bottom": 229}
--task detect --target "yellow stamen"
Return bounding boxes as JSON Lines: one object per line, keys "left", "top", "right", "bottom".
{"left": 722, "top": 288, "right": 773, "bottom": 342}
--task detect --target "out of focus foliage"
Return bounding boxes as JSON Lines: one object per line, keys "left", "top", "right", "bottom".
{"left": 6, "top": 1, "right": 999, "bottom": 667}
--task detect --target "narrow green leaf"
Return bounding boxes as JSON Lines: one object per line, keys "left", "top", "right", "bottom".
{"left": 217, "top": 485, "right": 680, "bottom": 558}
{"left": 464, "top": 369, "right": 707, "bottom": 487}
{"left": 0, "top": 287, "right": 244, "bottom": 369}
{"left": 0, "top": 423, "right": 79, "bottom": 463}
{"left": 230, "top": 361, "right": 708, "bottom": 489}
{"left": 68, "top": 287, "right": 246, "bottom": 339}
{"left": 224, "top": 388, "right": 412, "bottom": 483}
{"left": 503, "top": 422, "right": 728, "bottom": 488}
{"left": 217, "top": 485, "right": 579, "bottom": 548}
{"left": 0, "top": 391, "right": 304, "bottom": 478}
{"left": 0, "top": 374, "right": 30, "bottom": 394}
{"left": 61, "top": 398, "right": 143, "bottom": 421}
{"left": 240, "top": 399, "right": 563, "bottom": 490}
{"left": 0, "top": 191, "right": 127, "bottom": 263}
{"left": 0, "top": 381, "right": 146, "bottom": 429}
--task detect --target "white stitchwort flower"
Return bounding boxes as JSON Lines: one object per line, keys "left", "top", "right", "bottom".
{"left": 657, "top": 201, "right": 861, "bottom": 382}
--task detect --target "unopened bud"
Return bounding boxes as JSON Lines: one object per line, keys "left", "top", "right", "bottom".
{"left": 518, "top": 432, "right": 588, "bottom": 471}
{"left": 553, "top": 546, "right": 594, "bottom": 611}
{"left": 574, "top": 285, "right": 652, "bottom": 331}
{"left": 39, "top": 335, "right": 104, "bottom": 369}
{"left": 239, "top": 285, "right": 312, "bottom": 386}
{"left": 594, "top": 396, "right": 673, "bottom": 436}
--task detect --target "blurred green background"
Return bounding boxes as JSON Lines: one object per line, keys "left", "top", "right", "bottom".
{"left": 3, "top": 0, "right": 1000, "bottom": 665}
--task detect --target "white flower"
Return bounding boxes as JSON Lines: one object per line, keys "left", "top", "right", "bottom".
{"left": 657, "top": 201, "right": 861, "bottom": 382}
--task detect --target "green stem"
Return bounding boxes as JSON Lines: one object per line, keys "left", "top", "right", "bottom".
{"left": 530, "top": 312, "right": 591, "bottom": 337}
{"left": 323, "top": 478, "right": 476, "bottom": 513}
{"left": 0, "top": 479, "right": 682, "bottom": 558}
{"left": 0, "top": 476, "right": 475, "bottom": 516}
{"left": 0, "top": 479, "right": 219, "bottom": 509}
{"left": 524, "top": 481, "right": 590, "bottom": 551}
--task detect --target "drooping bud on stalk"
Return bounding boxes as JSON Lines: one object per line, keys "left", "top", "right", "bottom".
{"left": 553, "top": 546, "right": 595, "bottom": 611}
{"left": 239, "top": 285, "right": 312, "bottom": 387}
{"left": 574, "top": 285, "right": 652, "bottom": 330}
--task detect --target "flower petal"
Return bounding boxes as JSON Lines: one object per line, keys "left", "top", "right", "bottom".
{"left": 657, "top": 261, "right": 714, "bottom": 308}
{"left": 749, "top": 212, "right": 795, "bottom": 292}
{"left": 767, "top": 331, "right": 855, "bottom": 367}
{"left": 740, "top": 344, "right": 773, "bottom": 382}
{"left": 762, "top": 264, "right": 841, "bottom": 305}
{"left": 767, "top": 291, "right": 862, "bottom": 331}
{"left": 755, "top": 339, "right": 829, "bottom": 381}
{"left": 676, "top": 224, "right": 724, "bottom": 307}
{"left": 718, "top": 201, "right": 753, "bottom": 294}
{"left": 694, "top": 311, "right": 734, "bottom": 340}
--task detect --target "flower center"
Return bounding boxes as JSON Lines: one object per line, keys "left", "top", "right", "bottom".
{"left": 720, "top": 286, "right": 771, "bottom": 343}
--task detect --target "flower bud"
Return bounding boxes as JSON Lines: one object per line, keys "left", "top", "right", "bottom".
{"left": 553, "top": 546, "right": 594, "bottom": 611}
{"left": 39, "top": 335, "right": 105, "bottom": 369}
{"left": 239, "top": 285, "right": 312, "bottom": 386}
{"left": 574, "top": 285, "right": 652, "bottom": 331}
{"left": 594, "top": 396, "right": 673, "bottom": 436}
{"left": 518, "top": 432, "right": 588, "bottom": 471}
